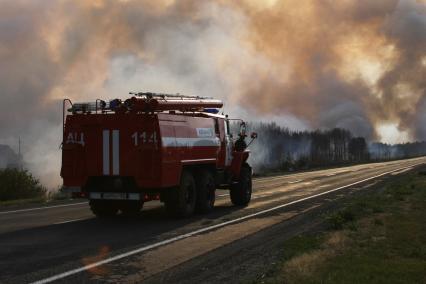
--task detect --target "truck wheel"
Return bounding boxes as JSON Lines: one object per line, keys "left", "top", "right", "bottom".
{"left": 230, "top": 163, "right": 252, "bottom": 206}
{"left": 119, "top": 200, "right": 143, "bottom": 217}
{"left": 165, "top": 171, "right": 197, "bottom": 218}
{"left": 89, "top": 200, "right": 119, "bottom": 218}
{"left": 195, "top": 170, "right": 216, "bottom": 213}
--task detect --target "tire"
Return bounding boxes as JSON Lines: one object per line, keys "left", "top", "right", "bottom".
{"left": 195, "top": 170, "right": 216, "bottom": 213}
{"left": 89, "top": 199, "right": 119, "bottom": 218}
{"left": 119, "top": 200, "right": 143, "bottom": 217}
{"left": 164, "top": 171, "right": 197, "bottom": 218}
{"left": 230, "top": 163, "right": 252, "bottom": 206}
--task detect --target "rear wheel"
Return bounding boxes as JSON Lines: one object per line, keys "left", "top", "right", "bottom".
{"left": 89, "top": 199, "right": 119, "bottom": 218}
{"left": 164, "top": 170, "right": 197, "bottom": 218}
{"left": 195, "top": 170, "right": 216, "bottom": 213}
{"left": 230, "top": 163, "right": 252, "bottom": 206}
{"left": 119, "top": 200, "right": 143, "bottom": 217}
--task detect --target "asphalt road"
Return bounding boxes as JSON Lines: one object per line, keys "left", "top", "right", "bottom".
{"left": 0, "top": 157, "right": 425, "bottom": 283}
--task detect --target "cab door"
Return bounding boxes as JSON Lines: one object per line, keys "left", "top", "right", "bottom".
{"left": 224, "top": 119, "right": 233, "bottom": 167}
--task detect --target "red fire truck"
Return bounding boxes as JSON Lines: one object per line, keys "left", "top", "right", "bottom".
{"left": 61, "top": 92, "right": 257, "bottom": 218}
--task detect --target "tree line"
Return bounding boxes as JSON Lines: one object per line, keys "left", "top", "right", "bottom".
{"left": 240, "top": 122, "right": 426, "bottom": 172}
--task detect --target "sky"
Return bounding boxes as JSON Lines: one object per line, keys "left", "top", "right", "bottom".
{"left": 0, "top": 0, "right": 425, "bottom": 187}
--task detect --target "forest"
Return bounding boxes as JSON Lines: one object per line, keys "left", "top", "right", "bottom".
{"left": 241, "top": 122, "right": 426, "bottom": 173}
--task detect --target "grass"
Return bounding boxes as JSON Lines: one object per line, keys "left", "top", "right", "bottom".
{"left": 0, "top": 190, "right": 71, "bottom": 208}
{"left": 249, "top": 234, "right": 324, "bottom": 283}
{"left": 254, "top": 169, "right": 426, "bottom": 284}
{"left": 0, "top": 197, "right": 48, "bottom": 207}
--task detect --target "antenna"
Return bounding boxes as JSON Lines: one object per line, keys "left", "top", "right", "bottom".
{"left": 18, "top": 137, "right": 22, "bottom": 170}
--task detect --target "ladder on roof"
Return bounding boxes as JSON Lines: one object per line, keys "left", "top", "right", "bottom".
{"left": 129, "top": 92, "right": 213, "bottom": 100}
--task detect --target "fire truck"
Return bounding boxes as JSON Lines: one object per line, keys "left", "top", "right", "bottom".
{"left": 61, "top": 92, "right": 257, "bottom": 218}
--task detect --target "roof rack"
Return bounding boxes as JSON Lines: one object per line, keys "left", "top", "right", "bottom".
{"left": 129, "top": 92, "right": 213, "bottom": 100}
{"left": 65, "top": 92, "right": 223, "bottom": 115}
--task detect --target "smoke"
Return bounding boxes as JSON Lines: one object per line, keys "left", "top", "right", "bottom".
{"left": 234, "top": 0, "right": 425, "bottom": 139}
{"left": 0, "top": 0, "right": 424, "bottom": 187}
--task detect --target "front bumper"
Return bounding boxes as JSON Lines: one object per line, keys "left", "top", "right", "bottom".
{"left": 89, "top": 192, "right": 141, "bottom": 200}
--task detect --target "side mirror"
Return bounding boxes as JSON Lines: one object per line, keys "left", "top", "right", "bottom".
{"left": 250, "top": 132, "right": 258, "bottom": 139}
{"left": 239, "top": 122, "right": 247, "bottom": 137}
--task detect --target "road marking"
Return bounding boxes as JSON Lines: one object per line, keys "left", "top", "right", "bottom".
{"left": 287, "top": 179, "right": 302, "bottom": 184}
{"left": 217, "top": 193, "right": 229, "bottom": 197}
{"left": 31, "top": 162, "right": 424, "bottom": 284}
{"left": 318, "top": 184, "right": 331, "bottom": 188}
{"left": 252, "top": 194, "right": 268, "bottom": 200}
{"left": 54, "top": 218, "right": 85, "bottom": 225}
{"left": 391, "top": 167, "right": 413, "bottom": 175}
{"left": 0, "top": 202, "right": 88, "bottom": 215}
{"left": 254, "top": 173, "right": 306, "bottom": 182}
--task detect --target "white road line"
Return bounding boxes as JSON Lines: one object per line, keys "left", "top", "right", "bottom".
{"left": 217, "top": 193, "right": 229, "bottom": 197}
{"left": 390, "top": 167, "right": 413, "bottom": 175}
{"left": 287, "top": 179, "right": 303, "bottom": 184}
{"left": 54, "top": 218, "right": 85, "bottom": 225}
{"left": 0, "top": 202, "right": 88, "bottom": 215}
{"left": 254, "top": 173, "right": 306, "bottom": 182}
{"left": 252, "top": 194, "right": 268, "bottom": 200}
{"left": 318, "top": 184, "right": 331, "bottom": 188}
{"left": 31, "top": 162, "right": 424, "bottom": 284}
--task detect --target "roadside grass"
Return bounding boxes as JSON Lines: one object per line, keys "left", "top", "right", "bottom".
{"left": 255, "top": 170, "right": 426, "bottom": 284}
{"left": 0, "top": 196, "right": 48, "bottom": 207}
{"left": 0, "top": 190, "right": 71, "bottom": 208}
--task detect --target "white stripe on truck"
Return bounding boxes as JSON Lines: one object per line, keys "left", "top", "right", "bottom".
{"left": 162, "top": 137, "right": 220, "bottom": 147}
{"left": 112, "top": 130, "right": 120, "bottom": 175}
{"left": 102, "top": 130, "right": 110, "bottom": 175}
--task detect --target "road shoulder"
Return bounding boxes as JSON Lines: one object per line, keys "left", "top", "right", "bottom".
{"left": 142, "top": 167, "right": 426, "bottom": 284}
